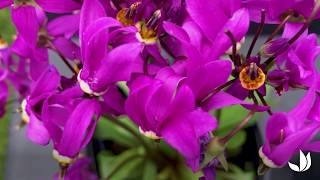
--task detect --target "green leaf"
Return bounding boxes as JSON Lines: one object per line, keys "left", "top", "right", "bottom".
{"left": 0, "top": 8, "right": 16, "bottom": 43}
{"left": 177, "top": 163, "right": 203, "bottom": 180}
{"left": 94, "top": 116, "right": 139, "bottom": 147}
{"left": 217, "top": 154, "right": 228, "bottom": 171}
{"left": 0, "top": 104, "right": 11, "bottom": 180}
{"left": 117, "top": 81, "right": 129, "bottom": 96}
{"left": 225, "top": 130, "right": 247, "bottom": 150}
{"left": 142, "top": 159, "right": 157, "bottom": 180}
{"left": 157, "top": 166, "right": 172, "bottom": 180}
{"left": 158, "top": 141, "right": 178, "bottom": 159}
{"left": 215, "top": 105, "right": 254, "bottom": 132}
{"left": 98, "top": 148, "right": 144, "bottom": 180}
{"left": 216, "top": 163, "right": 255, "bottom": 180}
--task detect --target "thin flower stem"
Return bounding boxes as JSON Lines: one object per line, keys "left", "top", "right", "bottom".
{"left": 246, "top": 9, "right": 266, "bottom": 59}
{"left": 200, "top": 78, "right": 237, "bottom": 106}
{"left": 219, "top": 93, "right": 258, "bottom": 144}
{"left": 47, "top": 42, "right": 78, "bottom": 75}
{"left": 57, "top": 52, "right": 78, "bottom": 75}
{"left": 103, "top": 114, "right": 151, "bottom": 153}
{"left": 255, "top": 90, "right": 273, "bottom": 115}
{"left": 58, "top": 163, "right": 68, "bottom": 180}
{"left": 265, "top": 14, "right": 292, "bottom": 43}
{"left": 225, "top": 30, "right": 241, "bottom": 66}
{"left": 288, "top": 1, "right": 320, "bottom": 45}
{"left": 216, "top": 109, "right": 222, "bottom": 120}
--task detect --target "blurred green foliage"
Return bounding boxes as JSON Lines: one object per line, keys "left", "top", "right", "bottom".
{"left": 0, "top": 106, "right": 11, "bottom": 180}
{"left": 95, "top": 117, "right": 202, "bottom": 180}
{"left": 0, "top": 8, "right": 16, "bottom": 43}
{"left": 0, "top": 8, "right": 14, "bottom": 180}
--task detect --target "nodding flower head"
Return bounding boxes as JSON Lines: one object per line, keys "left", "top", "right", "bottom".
{"left": 260, "top": 38, "right": 290, "bottom": 58}
{"left": 116, "top": 2, "right": 141, "bottom": 26}
{"left": 136, "top": 10, "right": 161, "bottom": 45}
{"left": 239, "top": 62, "right": 266, "bottom": 90}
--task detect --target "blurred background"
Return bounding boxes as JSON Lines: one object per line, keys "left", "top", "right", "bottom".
{"left": 1, "top": 7, "right": 320, "bottom": 180}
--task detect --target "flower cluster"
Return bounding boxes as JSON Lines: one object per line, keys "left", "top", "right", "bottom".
{"left": 0, "top": 0, "right": 320, "bottom": 179}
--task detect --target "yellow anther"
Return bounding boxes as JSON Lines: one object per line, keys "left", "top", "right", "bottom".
{"left": 116, "top": 8, "right": 134, "bottom": 26}
{"left": 135, "top": 22, "right": 157, "bottom": 45}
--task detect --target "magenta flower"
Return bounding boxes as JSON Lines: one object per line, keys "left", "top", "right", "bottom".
{"left": 268, "top": 25, "right": 320, "bottom": 94}
{"left": 259, "top": 76, "right": 320, "bottom": 168}
{"left": 43, "top": 96, "right": 100, "bottom": 165}
{"left": 125, "top": 68, "right": 217, "bottom": 171}
{"left": 77, "top": 0, "right": 142, "bottom": 95}
{"left": 19, "top": 65, "right": 60, "bottom": 145}
{"left": 11, "top": 4, "right": 80, "bottom": 80}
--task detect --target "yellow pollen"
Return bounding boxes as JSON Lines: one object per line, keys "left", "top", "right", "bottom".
{"left": 116, "top": 8, "right": 134, "bottom": 26}
{"left": 116, "top": 2, "right": 141, "bottom": 26}
{"left": 135, "top": 22, "right": 157, "bottom": 45}
{"left": 239, "top": 64, "right": 266, "bottom": 90}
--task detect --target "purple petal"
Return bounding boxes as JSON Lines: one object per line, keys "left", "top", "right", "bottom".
{"left": 162, "top": 108, "right": 217, "bottom": 172}
{"left": 0, "top": 0, "right": 11, "bottom": 9}
{"left": 203, "top": 91, "right": 269, "bottom": 112}
{"left": 47, "top": 14, "right": 80, "bottom": 39}
{"left": 125, "top": 77, "right": 159, "bottom": 130}
{"left": 145, "top": 72, "right": 186, "bottom": 124}
{"left": 282, "top": 23, "right": 307, "bottom": 43}
{"left": 30, "top": 65, "right": 60, "bottom": 98}
{"left": 163, "top": 21, "right": 190, "bottom": 42}
{"left": 79, "top": 0, "right": 106, "bottom": 44}
{"left": 81, "top": 17, "right": 121, "bottom": 71}
{"left": 262, "top": 123, "right": 320, "bottom": 166}
{"left": 100, "top": 85, "right": 125, "bottom": 115}
{"left": 57, "top": 100, "right": 98, "bottom": 158}
{"left": 264, "top": 112, "right": 288, "bottom": 153}
{"left": 35, "top": 0, "right": 81, "bottom": 13}
{"left": 26, "top": 113, "right": 50, "bottom": 145}
{"left": 11, "top": 35, "right": 32, "bottom": 57}
{"left": 186, "top": 0, "right": 228, "bottom": 41}
{"left": 288, "top": 79, "right": 317, "bottom": 126}
{"left": 91, "top": 43, "right": 142, "bottom": 92}
{"left": 226, "top": 79, "right": 249, "bottom": 100}
{"left": 209, "top": 8, "right": 250, "bottom": 59}
{"left": 11, "top": 5, "right": 39, "bottom": 48}
{"left": 186, "top": 60, "right": 232, "bottom": 100}
{"left": 52, "top": 37, "right": 80, "bottom": 60}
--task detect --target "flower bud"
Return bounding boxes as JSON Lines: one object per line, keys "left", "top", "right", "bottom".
{"left": 260, "top": 38, "right": 289, "bottom": 58}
